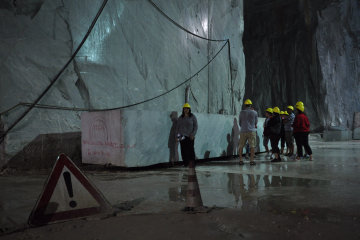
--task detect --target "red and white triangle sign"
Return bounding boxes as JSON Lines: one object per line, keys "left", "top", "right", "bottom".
{"left": 28, "top": 154, "right": 112, "bottom": 226}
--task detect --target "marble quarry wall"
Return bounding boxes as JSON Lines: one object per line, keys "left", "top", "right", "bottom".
{"left": 352, "top": 112, "right": 360, "bottom": 140}
{"left": 243, "top": 0, "right": 360, "bottom": 131}
{"left": 4, "top": 108, "right": 265, "bottom": 169}
{"left": 0, "top": 0, "right": 246, "bottom": 168}
{"left": 81, "top": 109, "right": 265, "bottom": 167}
{"left": 2, "top": 0, "right": 358, "bottom": 168}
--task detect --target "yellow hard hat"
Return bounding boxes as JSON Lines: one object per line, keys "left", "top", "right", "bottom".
{"left": 183, "top": 103, "right": 191, "bottom": 109}
{"left": 285, "top": 111, "right": 289, "bottom": 115}
{"left": 273, "top": 107, "right": 280, "bottom": 114}
{"left": 295, "top": 101, "right": 304, "bottom": 112}
{"left": 244, "top": 99, "right": 252, "bottom": 105}
{"left": 266, "top": 108, "right": 273, "bottom": 113}
{"left": 295, "top": 101, "right": 304, "bottom": 107}
{"left": 296, "top": 104, "right": 304, "bottom": 112}
{"left": 287, "top": 105, "right": 294, "bottom": 111}
{"left": 280, "top": 111, "right": 285, "bottom": 115}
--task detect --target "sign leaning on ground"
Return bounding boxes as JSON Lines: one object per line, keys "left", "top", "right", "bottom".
{"left": 28, "top": 154, "right": 112, "bottom": 226}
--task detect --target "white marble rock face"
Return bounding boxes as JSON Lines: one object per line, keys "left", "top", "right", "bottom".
{"left": 242, "top": 0, "right": 360, "bottom": 131}
{"left": 352, "top": 112, "right": 360, "bottom": 140}
{"left": 0, "top": 0, "right": 245, "bottom": 166}
{"left": 81, "top": 109, "right": 265, "bottom": 167}
{"left": 315, "top": 0, "right": 360, "bottom": 128}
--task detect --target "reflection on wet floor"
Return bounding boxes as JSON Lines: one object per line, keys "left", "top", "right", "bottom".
{"left": 168, "top": 172, "right": 187, "bottom": 203}
{"left": 167, "top": 168, "right": 331, "bottom": 210}
{"left": 1, "top": 140, "right": 360, "bottom": 232}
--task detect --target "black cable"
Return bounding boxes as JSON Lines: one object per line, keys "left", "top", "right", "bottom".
{"left": 0, "top": 103, "right": 91, "bottom": 115}
{"left": 148, "top": 0, "right": 228, "bottom": 42}
{"left": 0, "top": 0, "right": 109, "bottom": 144}
{"left": 95, "top": 40, "right": 229, "bottom": 111}
{"left": 0, "top": 103, "right": 23, "bottom": 116}
{"left": 0, "top": 41, "right": 229, "bottom": 115}
{"left": 227, "top": 39, "right": 235, "bottom": 114}
{"left": 1, "top": 0, "right": 232, "bottom": 143}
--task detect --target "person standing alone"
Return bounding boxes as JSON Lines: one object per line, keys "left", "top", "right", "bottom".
{"left": 176, "top": 103, "right": 198, "bottom": 166}
{"left": 238, "top": 99, "right": 258, "bottom": 165}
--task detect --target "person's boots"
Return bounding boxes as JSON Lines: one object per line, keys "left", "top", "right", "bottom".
{"left": 265, "top": 146, "right": 269, "bottom": 154}
{"left": 289, "top": 146, "right": 294, "bottom": 157}
{"left": 271, "top": 157, "right": 281, "bottom": 162}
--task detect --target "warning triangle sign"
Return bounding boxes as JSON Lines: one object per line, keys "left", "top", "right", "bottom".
{"left": 28, "top": 154, "right": 112, "bottom": 226}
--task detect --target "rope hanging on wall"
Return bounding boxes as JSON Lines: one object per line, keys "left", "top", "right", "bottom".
{"left": 147, "top": 0, "right": 228, "bottom": 42}
{"left": 0, "top": 41, "right": 229, "bottom": 115}
{"left": 0, "top": 0, "right": 234, "bottom": 143}
{"left": 0, "top": 0, "right": 109, "bottom": 144}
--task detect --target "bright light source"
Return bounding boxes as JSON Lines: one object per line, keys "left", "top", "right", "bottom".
{"left": 201, "top": 18, "right": 208, "bottom": 32}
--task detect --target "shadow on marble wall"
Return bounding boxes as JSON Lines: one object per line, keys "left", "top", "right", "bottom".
{"left": 221, "top": 117, "right": 262, "bottom": 158}
{"left": 5, "top": 132, "right": 81, "bottom": 170}
{"left": 222, "top": 118, "right": 241, "bottom": 157}
{"left": 203, "top": 151, "right": 211, "bottom": 159}
{"left": 232, "top": 118, "right": 240, "bottom": 155}
{"left": 222, "top": 132, "right": 234, "bottom": 157}
{"left": 168, "top": 111, "right": 179, "bottom": 165}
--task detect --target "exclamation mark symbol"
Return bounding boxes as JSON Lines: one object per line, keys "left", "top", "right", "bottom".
{"left": 63, "top": 171, "right": 77, "bottom": 208}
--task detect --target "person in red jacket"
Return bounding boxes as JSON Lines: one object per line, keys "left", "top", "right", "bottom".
{"left": 292, "top": 101, "right": 312, "bottom": 161}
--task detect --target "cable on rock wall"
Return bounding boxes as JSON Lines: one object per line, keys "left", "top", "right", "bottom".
{"left": 1, "top": 0, "right": 235, "bottom": 143}
{"left": 0, "top": 40, "right": 229, "bottom": 115}
{"left": 0, "top": 0, "right": 109, "bottom": 144}
{"left": 148, "top": 0, "right": 228, "bottom": 42}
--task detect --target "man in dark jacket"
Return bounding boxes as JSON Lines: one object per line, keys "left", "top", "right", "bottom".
{"left": 263, "top": 108, "right": 273, "bottom": 156}
{"left": 267, "top": 107, "right": 282, "bottom": 162}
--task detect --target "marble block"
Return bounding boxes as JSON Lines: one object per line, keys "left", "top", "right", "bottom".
{"left": 353, "top": 113, "right": 360, "bottom": 140}
{"left": 81, "top": 109, "right": 265, "bottom": 167}
{"left": 323, "top": 130, "right": 352, "bottom": 142}
{"left": 0, "top": 0, "right": 245, "bottom": 168}
{"left": 353, "top": 128, "right": 360, "bottom": 140}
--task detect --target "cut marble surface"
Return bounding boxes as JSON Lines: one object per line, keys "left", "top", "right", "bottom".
{"left": 353, "top": 112, "right": 360, "bottom": 140}
{"left": 0, "top": 0, "right": 245, "bottom": 166}
{"left": 81, "top": 109, "right": 265, "bottom": 167}
{"left": 243, "top": 0, "right": 360, "bottom": 130}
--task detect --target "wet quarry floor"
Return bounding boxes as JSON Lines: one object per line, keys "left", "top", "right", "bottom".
{"left": 1, "top": 139, "right": 360, "bottom": 239}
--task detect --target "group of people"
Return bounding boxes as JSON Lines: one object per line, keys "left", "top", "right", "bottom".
{"left": 174, "top": 100, "right": 312, "bottom": 167}
{"left": 238, "top": 99, "right": 312, "bottom": 165}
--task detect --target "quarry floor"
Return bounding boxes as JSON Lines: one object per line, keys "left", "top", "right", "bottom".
{"left": 1, "top": 138, "right": 360, "bottom": 239}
